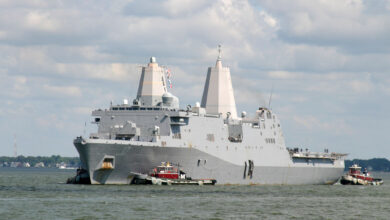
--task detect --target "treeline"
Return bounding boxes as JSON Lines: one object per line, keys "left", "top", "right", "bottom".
{"left": 0, "top": 155, "right": 80, "bottom": 167}
{"left": 345, "top": 158, "right": 390, "bottom": 172}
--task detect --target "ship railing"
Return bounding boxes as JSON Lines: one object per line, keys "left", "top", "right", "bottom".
{"left": 289, "top": 151, "right": 339, "bottom": 160}
{"left": 288, "top": 148, "right": 347, "bottom": 160}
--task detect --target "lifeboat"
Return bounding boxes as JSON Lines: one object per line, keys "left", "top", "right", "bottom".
{"left": 340, "top": 164, "right": 383, "bottom": 185}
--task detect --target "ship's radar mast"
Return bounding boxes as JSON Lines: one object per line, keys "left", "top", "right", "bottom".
{"left": 201, "top": 45, "right": 238, "bottom": 118}
{"left": 136, "top": 57, "right": 167, "bottom": 106}
{"left": 135, "top": 57, "right": 179, "bottom": 108}
{"left": 217, "top": 44, "right": 222, "bottom": 61}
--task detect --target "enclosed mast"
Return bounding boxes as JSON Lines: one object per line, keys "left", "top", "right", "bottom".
{"left": 201, "top": 46, "right": 237, "bottom": 118}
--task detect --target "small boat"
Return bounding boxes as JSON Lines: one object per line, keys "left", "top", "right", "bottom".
{"left": 340, "top": 164, "right": 383, "bottom": 185}
{"left": 150, "top": 162, "right": 186, "bottom": 180}
{"left": 66, "top": 167, "right": 91, "bottom": 184}
{"left": 131, "top": 162, "right": 217, "bottom": 185}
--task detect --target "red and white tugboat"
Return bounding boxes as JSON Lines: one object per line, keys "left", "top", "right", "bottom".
{"left": 150, "top": 162, "right": 186, "bottom": 180}
{"left": 131, "top": 162, "right": 216, "bottom": 185}
{"left": 340, "top": 164, "right": 383, "bottom": 185}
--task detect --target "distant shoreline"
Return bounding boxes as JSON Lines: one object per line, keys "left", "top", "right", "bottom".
{"left": 345, "top": 158, "right": 390, "bottom": 172}
{"left": 0, "top": 155, "right": 79, "bottom": 168}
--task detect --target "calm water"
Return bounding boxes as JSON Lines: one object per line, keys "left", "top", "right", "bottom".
{"left": 0, "top": 168, "right": 390, "bottom": 220}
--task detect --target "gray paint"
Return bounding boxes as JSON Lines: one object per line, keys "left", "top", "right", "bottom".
{"left": 75, "top": 139, "right": 343, "bottom": 185}
{"left": 74, "top": 55, "right": 346, "bottom": 185}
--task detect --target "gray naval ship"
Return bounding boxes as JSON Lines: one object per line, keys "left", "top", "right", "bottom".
{"left": 74, "top": 49, "right": 346, "bottom": 185}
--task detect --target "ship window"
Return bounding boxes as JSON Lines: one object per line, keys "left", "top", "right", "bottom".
{"left": 173, "top": 133, "right": 181, "bottom": 139}
{"left": 171, "top": 125, "right": 181, "bottom": 139}
{"left": 147, "top": 108, "right": 153, "bottom": 110}
{"left": 112, "top": 107, "right": 118, "bottom": 110}
{"left": 140, "top": 108, "right": 146, "bottom": 110}
{"left": 126, "top": 107, "right": 132, "bottom": 110}
{"left": 119, "top": 107, "right": 125, "bottom": 110}
{"left": 265, "top": 138, "right": 276, "bottom": 144}
{"left": 206, "top": 134, "right": 215, "bottom": 142}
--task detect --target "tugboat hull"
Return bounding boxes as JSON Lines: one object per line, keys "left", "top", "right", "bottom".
{"left": 340, "top": 175, "right": 383, "bottom": 185}
{"left": 340, "top": 164, "right": 384, "bottom": 186}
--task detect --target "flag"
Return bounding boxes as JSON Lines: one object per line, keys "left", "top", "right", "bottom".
{"left": 166, "top": 68, "right": 172, "bottom": 89}
{"left": 166, "top": 69, "right": 171, "bottom": 78}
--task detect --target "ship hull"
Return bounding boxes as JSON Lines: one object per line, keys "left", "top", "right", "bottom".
{"left": 75, "top": 139, "right": 344, "bottom": 185}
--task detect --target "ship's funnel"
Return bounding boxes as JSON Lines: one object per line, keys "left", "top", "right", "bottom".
{"left": 136, "top": 57, "right": 168, "bottom": 106}
{"left": 201, "top": 46, "right": 237, "bottom": 118}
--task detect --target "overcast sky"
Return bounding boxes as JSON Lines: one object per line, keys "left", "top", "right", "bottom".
{"left": 1, "top": 0, "right": 389, "bottom": 159}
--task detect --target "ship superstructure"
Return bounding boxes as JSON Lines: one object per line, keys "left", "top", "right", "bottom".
{"left": 74, "top": 48, "right": 346, "bottom": 185}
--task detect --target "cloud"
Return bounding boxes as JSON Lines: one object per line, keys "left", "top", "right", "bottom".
{"left": 25, "top": 11, "right": 59, "bottom": 32}
{"left": 292, "top": 115, "right": 353, "bottom": 135}
{"left": 123, "top": 0, "right": 212, "bottom": 17}
{"left": 56, "top": 62, "right": 140, "bottom": 82}
{"left": 67, "top": 107, "right": 92, "bottom": 115}
{"left": 35, "top": 114, "right": 64, "bottom": 129}
{"left": 260, "top": 11, "right": 278, "bottom": 28}
{"left": 267, "top": 71, "right": 301, "bottom": 79}
{"left": 0, "top": 74, "right": 30, "bottom": 98}
{"left": 348, "top": 79, "right": 373, "bottom": 93}
{"left": 259, "top": 0, "right": 390, "bottom": 53}
{"left": 12, "top": 76, "right": 29, "bottom": 97}
{"left": 0, "top": 0, "right": 389, "bottom": 157}
{"left": 290, "top": 96, "right": 308, "bottom": 103}
{"left": 43, "top": 84, "right": 82, "bottom": 97}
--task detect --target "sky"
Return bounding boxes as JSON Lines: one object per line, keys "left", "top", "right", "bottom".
{"left": 0, "top": 0, "right": 389, "bottom": 159}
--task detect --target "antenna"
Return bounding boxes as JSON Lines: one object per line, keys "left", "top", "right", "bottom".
{"left": 268, "top": 84, "right": 274, "bottom": 109}
{"left": 13, "top": 134, "right": 17, "bottom": 157}
{"left": 84, "top": 122, "right": 87, "bottom": 137}
{"left": 217, "top": 44, "right": 222, "bottom": 60}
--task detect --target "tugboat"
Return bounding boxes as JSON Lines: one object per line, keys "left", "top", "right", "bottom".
{"left": 131, "top": 162, "right": 216, "bottom": 185}
{"left": 340, "top": 164, "right": 383, "bottom": 185}
{"left": 150, "top": 162, "right": 186, "bottom": 180}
